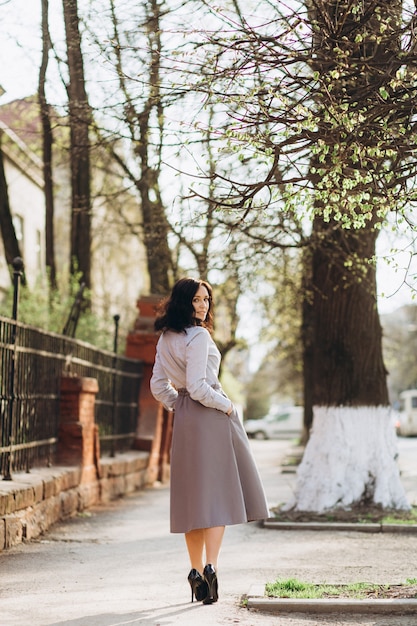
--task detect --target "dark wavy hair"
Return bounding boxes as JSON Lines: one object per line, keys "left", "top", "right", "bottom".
{"left": 154, "top": 278, "right": 214, "bottom": 333}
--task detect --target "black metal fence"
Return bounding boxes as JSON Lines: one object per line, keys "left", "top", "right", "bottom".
{"left": 0, "top": 316, "right": 143, "bottom": 479}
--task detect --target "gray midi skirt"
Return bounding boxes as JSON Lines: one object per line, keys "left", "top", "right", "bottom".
{"left": 170, "top": 390, "right": 270, "bottom": 533}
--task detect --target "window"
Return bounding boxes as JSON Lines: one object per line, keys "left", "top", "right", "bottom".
{"left": 13, "top": 214, "right": 24, "bottom": 245}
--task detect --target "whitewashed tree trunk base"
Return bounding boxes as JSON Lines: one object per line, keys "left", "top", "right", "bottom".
{"left": 285, "top": 406, "right": 410, "bottom": 513}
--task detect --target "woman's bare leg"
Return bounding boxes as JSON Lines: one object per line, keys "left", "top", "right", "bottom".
{"left": 185, "top": 529, "right": 205, "bottom": 572}
{"left": 203, "top": 526, "right": 225, "bottom": 569}
{"left": 185, "top": 526, "right": 225, "bottom": 572}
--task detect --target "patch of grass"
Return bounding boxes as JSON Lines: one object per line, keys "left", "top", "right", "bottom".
{"left": 382, "top": 508, "right": 417, "bottom": 525}
{"left": 281, "top": 456, "right": 301, "bottom": 467}
{"left": 265, "top": 578, "right": 376, "bottom": 599}
{"left": 265, "top": 578, "right": 417, "bottom": 600}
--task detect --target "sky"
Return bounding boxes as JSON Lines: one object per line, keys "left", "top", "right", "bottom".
{"left": 0, "top": 0, "right": 416, "bottom": 317}
{"left": 1, "top": 2, "right": 46, "bottom": 98}
{"left": 0, "top": 1, "right": 64, "bottom": 102}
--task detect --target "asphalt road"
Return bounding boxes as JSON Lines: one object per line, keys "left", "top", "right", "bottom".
{"left": 0, "top": 437, "right": 416, "bottom": 626}
{"left": 397, "top": 435, "right": 417, "bottom": 468}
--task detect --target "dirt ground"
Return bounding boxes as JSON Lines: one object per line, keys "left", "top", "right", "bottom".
{"left": 361, "top": 583, "right": 417, "bottom": 598}
{"left": 271, "top": 503, "right": 417, "bottom": 524}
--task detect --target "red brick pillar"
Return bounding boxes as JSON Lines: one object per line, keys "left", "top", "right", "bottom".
{"left": 126, "top": 295, "right": 173, "bottom": 485}
{"left": 57, "top": 376, "right": 101, "bottom": 484}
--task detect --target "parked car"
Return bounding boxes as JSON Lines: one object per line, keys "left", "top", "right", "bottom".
{"left": 396, "top": 390, "right": 417, "bottom": 436}
{"left": 244, "top": 406, "right": 303, "bottom": 440}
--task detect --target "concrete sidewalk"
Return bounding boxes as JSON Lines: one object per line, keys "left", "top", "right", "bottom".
{"left": 0, "top": 438, "right": 416, "bottom": 626}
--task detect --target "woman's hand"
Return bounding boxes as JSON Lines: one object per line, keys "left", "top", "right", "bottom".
{"left": 226, "top": 404, "right": 233, "bottom": 416}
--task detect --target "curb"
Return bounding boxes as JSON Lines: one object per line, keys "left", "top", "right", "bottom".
{"left": 246, "top": 585, "right": 417, "bottom": 615}
{"left": 263, "top": 519, "right": 417, "bottom": 533}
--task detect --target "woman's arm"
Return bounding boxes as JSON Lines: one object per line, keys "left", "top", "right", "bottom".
{"left": 185, "top": 329, "right": 232, "bottom": 413}
{"left": 150, "top": 350, "right": 178, "bottom": 411}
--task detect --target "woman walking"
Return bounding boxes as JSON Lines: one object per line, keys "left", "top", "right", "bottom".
{"left": 150, "top": 277, "right": 269, "bottom": 605}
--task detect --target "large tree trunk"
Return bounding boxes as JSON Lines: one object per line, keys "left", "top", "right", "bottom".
{"left": 293, "top": 221, "right": 408, "bottom": 511}
{"left": 312, "top": 222, "right": 387, "bottom": 407}
{"left": 39, "top": 0, "right": 57, "bottom": 291}
{"left": 0, "top": 139, "right": 25, "bottom": 285}
{"left": 136, "top": 157, "right": 171, "bottom": 296}
{"left": 135, "top": 0, "right": 171, "bottom": 295}
{"left": 63, "top": 0, "right": 92, "bottom": 290}
{"left": 292, "top": 0, "right": 409, "bottom": 512}
{"left": 108, "top": 0, "right": 171, "bottom": 295}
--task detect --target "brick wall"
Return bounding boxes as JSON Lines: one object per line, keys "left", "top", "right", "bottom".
{"left": 0, "top": 374, "right": 150, "bottom": 552}
{"left": 0, "top": 294, "right": 173, "bottom": 552}
{"left": 0, "top": 452, "right": 149, "bottom": 550}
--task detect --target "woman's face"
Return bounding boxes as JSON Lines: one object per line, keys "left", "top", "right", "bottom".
{"left": 192, "top": 284, "right": 210, "bottom": 322}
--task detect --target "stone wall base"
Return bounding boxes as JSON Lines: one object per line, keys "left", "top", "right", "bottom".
{"left": 0, "top": 451, "right": 149, "bottom": 551}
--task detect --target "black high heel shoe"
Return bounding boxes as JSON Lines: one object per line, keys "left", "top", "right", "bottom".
{"left": 202, "top": 564, "right": 218, "bottom": 604}
{"left": 187, "top": 568, "right": 208, "bottom": 602}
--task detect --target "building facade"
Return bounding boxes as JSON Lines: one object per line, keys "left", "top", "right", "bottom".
{"left": 0, "top": 96, "right": 149, "bottom": 328}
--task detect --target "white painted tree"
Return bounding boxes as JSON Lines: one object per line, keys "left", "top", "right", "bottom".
{"left": 179, "top": 0, "right": 417, "bottom": 512}
{"left": 289, "top": 0, "right": 412, "bottom": 512}
{"left": 291, "top": 218, "right": 410, "bottom": 511}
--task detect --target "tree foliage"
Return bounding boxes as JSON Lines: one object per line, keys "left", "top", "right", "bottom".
{"left": 159, "top": 0, "right": 417, "bottom": 413}
{"left": 2, "top": 0, "right": 417, "bottom": 408}
{"left": 177, "top": 1, "right": 417, "bottom": 224}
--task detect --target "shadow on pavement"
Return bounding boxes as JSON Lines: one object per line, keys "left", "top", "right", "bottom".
{"left": 46, "top": 601, "right": 208, "bottom": 626}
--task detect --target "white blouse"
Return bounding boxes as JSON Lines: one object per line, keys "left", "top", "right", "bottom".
{"left": 150, "top": 326, "right": 231, "bottom": 413}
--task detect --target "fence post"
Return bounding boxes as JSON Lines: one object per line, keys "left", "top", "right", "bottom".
{"left": 3, "top": 257, "right": 24, "bottom": 481}
{"left": 110, "top": 314, "right": 120, "bottom": 458}
{"left": 126, "top": 295, "right": 173, "bottom": 484}
{"left": 57, "top": 376, "right": 101, "bottom": 484}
